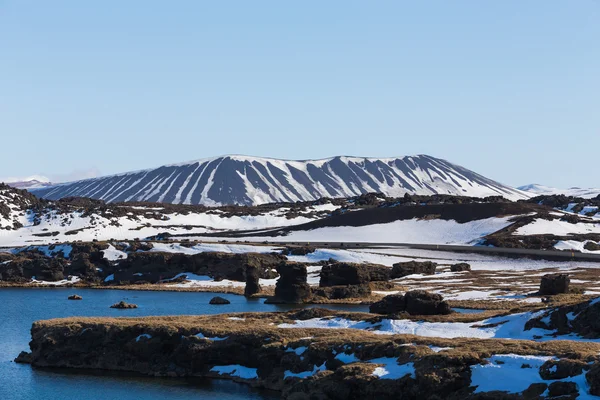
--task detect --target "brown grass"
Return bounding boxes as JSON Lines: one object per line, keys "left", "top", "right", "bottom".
{"left": 34, "top": 310, "right": 600, "bottom": 362}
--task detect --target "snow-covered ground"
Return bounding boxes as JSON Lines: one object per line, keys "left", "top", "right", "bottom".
{"left": 469, "top": 353, "right": 594, "bottom": 398}
{"left": 519, "top": 184, "right": 600, "bottom": 199}
{"left": 150, "top": 242, "right": 281, "bottom": 255}
{"left": 514, "top": 218, "right": 600, "bottom": 236}
{"left": 0, "top": 205, "right": 329, "bottom": 247}
{"left": 214, "top": 216, "right": 517, "bottom": 245}
{"left": 555, "top": 240, "right": 600, "bottom": 253}
{"left": 278, "top": 308, "right": 598, "bottom": 342}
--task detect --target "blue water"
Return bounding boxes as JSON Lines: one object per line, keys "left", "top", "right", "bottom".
{"left": 0, "top": 288, "right": 368, "bottom": 400}
{"left": 452, "top": 308, "right": 485, "bottom": 314}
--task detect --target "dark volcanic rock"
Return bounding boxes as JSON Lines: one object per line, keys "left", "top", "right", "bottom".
{"left": 312, "top": 284, "right": 371, "bottom": 300}
{"left": 391, "top": 261, "right": 437, "bottom": 278}
{"left": 69, "top": 253, "right": 106, "bottom": 282}
{"left": 20, "top": 310, "right": 593, "bottom": 399}
{"left": 585, "top": 241, "right": 600, "bottom": 251}
{"left": 209, "top": 296, "right": 230, "bottom": 305}
{"left": 369, "top": 294, "right": 406, "bottom": 314}
{"left": 525, "top": 297, "right": 600, "bottom": 339}
{"left": 319, "top": 262, "right": 391, "bottom": 287}
{"left": 539, "top": 273, "right": 570, "bottom": 295}
{"left": 404, "top": 290, "right": 451, "bottom": 315}
{"left": 283, "top": 246, "right": 316, "bottom": 256}
{"left": 370, "top": 290, "right": 451, "bottom": 316}
{"left": 14, "top": 351, "right": 32, "bottom": 364}
{"left": 450, "top": 263, "right": 471, "bottom": 272}
{"left": 539, "top": 359, "right": 586, "bottom": 380}
{"left": 587, "top": 363, "right": 600, "bottom": 395}
{"left": 548, "top": 381, "right": 578, "bottom": 398}
{"left": 110, "top": 301, "right": 137, "bottom": 309}
{"left": 114, "top": 251, "right": 285, "bottom": 284}
{"left": 0, "top": 253, "right": 68, "bottom": 283}
{"left": 244, "top": 264, "right": 261, "bottom": 297}
{"left": 267, "top": 262, "right": 311, "bottom": 304}
{"left": 67, "top": 294, "right": 82, "bottom": 300}
{"left": 523, "top": 383, "right": 548, "bottom": 398}
{"left": 0, "top": 253, "right": 14, "bottom": 263}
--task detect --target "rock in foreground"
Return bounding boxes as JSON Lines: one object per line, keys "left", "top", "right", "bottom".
{"left": 67, "top": 294, "right": 82, "bottom": 300}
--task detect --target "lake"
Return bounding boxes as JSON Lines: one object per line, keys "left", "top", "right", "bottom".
{"left": 0, "top": 288, "right": 368, "bottom": 400}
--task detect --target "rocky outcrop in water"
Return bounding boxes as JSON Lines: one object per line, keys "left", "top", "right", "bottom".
{"left": 209, "top": 296, "right": 230, "bottom": 305}
{"left": 244, "top": 264, "right": 261, "bottom": 297}
{"left": 267, "top": 262, "right": 312, "bottom": 304}
{"left": 110, "top": 301, "right": 137, "bottom": 309}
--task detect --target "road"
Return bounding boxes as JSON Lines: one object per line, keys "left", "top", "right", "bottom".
{"left": 227, "top": 240, "right": 600, "bottom": 262}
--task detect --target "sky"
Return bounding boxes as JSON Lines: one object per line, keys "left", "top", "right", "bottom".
{"left": 1, "top": 1, "right": 599, "bottom": 188}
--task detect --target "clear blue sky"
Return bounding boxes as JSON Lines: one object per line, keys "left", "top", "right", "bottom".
{"left": 1, "top": 1, "right": 598, "bottom": 187}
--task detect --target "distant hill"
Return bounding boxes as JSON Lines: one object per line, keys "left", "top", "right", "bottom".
{"left": 518, "top": 184, "right": 600, "bottom": 199}
{"left": 3, "top": 175, "right": 52, "bottom": 190}
{"left": 30, "top": 155, "right": 529, "bottom": 205}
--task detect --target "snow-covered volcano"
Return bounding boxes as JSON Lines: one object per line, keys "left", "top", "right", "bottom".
{"left": 31, "top": 155, "right": 528, "bottom": 206}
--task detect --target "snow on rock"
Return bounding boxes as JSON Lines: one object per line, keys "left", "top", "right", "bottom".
{"left": 277, "top": 310, "right": 600, "bottom": 341}
{"left": 102, "top": 244, "right": 128, "bottom": 261}
{"left": 209, "top": 365, "right": 258, "bottom": 379}
{"left": 284, "top": 362, "right": 327, "bottom": 379}
{"left": 470, "top": 353, "right": 597, "bottom": 398}
{"left": 370, "top": 358, "right": 415, "bottom": 379}
{"left": 135, "top": 334, "right": 152, "bottom": 342}
{"left": 14, "top": 244, "right": 73, "bottom": 258}
{"left": 30, "top": 276, "right": 80, "bottom": 286}
{"left": 471, "top": 354, "right": 555, "bottom": 393}
{"left": 286, "top": 346, "right": 308, "bottom": 356}
{"left": 196, "top": 333, "right": 229, "bottom": 341}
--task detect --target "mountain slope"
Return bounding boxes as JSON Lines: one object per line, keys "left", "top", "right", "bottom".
{"left": 31, "top": 155, "right": 528, "bottom": 205}
{"left": 519, "top": 184, "right": 600, "bottom": 199}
